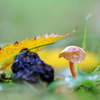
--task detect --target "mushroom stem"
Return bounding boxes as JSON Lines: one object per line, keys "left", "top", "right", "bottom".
{"left": 69, "top": 62, "right": 76, "bottom": 77}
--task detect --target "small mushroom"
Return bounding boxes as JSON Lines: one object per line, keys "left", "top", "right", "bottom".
{"left": 59, "top": 46, "right": 86, "bottom": 77}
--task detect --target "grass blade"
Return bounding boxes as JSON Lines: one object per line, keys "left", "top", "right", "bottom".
{"left": 0, "top": 42, "right": 54, "bottom": 67}
{"left": 92, "top": 65, "right": 100, "bottom": 74}
{"left": 82, "top": 14, "right": 92, "bottom": 50}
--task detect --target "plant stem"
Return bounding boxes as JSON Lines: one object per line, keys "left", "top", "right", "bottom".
{"left": 69, "top": 62, "right": 76, "bottom": 77}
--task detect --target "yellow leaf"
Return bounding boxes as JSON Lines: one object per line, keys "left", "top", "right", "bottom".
{"left": 0, "top": 30, "right": 75, "bottom": 70}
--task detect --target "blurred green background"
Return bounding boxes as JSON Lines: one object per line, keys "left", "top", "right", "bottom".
{"left": 0, "top": 0, "right": 100, "bottom": 53}
{"left": 0, "top": 1, "right": 100, "bottom": 99}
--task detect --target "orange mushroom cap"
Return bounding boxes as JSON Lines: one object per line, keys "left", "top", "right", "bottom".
{"left": 59, "top": 46, "right": 86, "bottom": 63}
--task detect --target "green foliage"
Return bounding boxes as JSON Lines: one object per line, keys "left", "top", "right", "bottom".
{"left": 1, "top": 67, "right": 100, "bottom": 100}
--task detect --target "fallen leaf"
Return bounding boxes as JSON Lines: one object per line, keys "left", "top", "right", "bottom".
{"left": 0, "top": 30, "right": 75, "bottom": 70}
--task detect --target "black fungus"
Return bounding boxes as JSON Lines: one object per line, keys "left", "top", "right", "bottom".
{"left": 11, "top": 50, "right": 54, "bottom": 84}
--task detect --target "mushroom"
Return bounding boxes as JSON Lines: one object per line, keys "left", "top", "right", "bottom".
{"left": 59, "top": 46, "right": 86, "bottom": 77}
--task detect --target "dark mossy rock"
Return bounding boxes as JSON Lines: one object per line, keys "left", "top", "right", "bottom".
{"left": 11, "top": 50, "right": 54, "bottom": 84}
